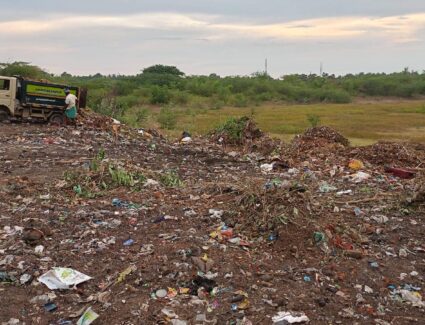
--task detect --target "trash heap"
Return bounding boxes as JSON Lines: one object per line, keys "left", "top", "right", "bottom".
{"left": 350, "top": 141, "right": 423, "bottom": 167}
{"left": 292, "top": 126, "right": 350, "bottom": 150}
{"left": 0, "top": 121, "right": 424, "bottom": 325}
{"left": 211, "top": 116, "right": 263, "bottom": 145}
{"left": 210, "top": 116, "right": 280, "bottom": 155}
{"left": 77, "top": 108, "right": 116, "bottom": 131}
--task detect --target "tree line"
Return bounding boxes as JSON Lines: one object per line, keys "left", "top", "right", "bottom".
{"left": 1, "top": 61, "right": 425, "bottom": 124}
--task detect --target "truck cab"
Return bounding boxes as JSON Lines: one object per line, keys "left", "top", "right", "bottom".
{"left": 0, "top": 76, "right": 18, "bottom": 121}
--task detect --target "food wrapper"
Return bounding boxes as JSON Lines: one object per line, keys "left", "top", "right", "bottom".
{"left": 38, "top": 267, "right": 91, "bottom": 290}
{"left": 77, "top": 307, "right": 99, "bottom": 325}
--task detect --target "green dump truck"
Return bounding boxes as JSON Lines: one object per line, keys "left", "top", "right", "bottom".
{"left": 0, "top": 76, "right": 86, "bottom": 123}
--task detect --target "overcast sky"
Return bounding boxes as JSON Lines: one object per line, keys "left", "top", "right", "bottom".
{"left": 1, "top": 0, "right": 425, "bottom": 76}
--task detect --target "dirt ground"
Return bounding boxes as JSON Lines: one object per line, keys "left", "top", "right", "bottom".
{"left": 0, "top": 119, "right": 424, "bottom": 325}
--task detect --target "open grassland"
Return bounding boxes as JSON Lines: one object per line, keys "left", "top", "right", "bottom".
{"left": 139, "top": 100, "right": 425, "bottom": 145}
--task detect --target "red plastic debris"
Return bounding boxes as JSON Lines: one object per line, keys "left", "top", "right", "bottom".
{"left": 384, "top": 166, "right": 416, "bottom": 179}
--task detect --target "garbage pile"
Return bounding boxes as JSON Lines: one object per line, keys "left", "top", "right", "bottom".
{"left": 77, "top": 108, "right": 116, "bottom": 131}
{"left": 350, "top": 141, "right": 424, "bottom": 167}
{"left": 292, "top": 126, "right": 350, "bottom": 150}
{"left": 0, "top": 122, "right": 424, "bottom": 324}
{"left": 211, "top": 116, "right": 263, "bottom": 145}
{"left": 210, "top": 116, "right": 280, "bottom": 155}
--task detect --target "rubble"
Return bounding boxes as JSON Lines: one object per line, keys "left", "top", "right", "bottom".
{"left": 0, "top": 121, "right": 424, "bottom": 324}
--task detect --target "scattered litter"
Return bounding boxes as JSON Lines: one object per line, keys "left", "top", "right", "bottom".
{"left": 336, "top": 189, "right": 352, "bottom": 196}
{"left": 208, "top": 209, "right": 224, "bottom": 219}
{"left": 0, "top": 271, "right": 16, "bottom": 283}
{"left": 116, "top": 265, "right": 137, "bottom": 284}
{"left": 0, "top": 118, "right": 423, "bottom": 324}
{"left": 19, "top": 274, "right": 32, "bottom": 285}
{"left": 123, "top": 239, "right": 134, "bottom": 246}
{"left": 385, "top": 166, "right": 416, "bottom": 179}
{"left": 30, "top": 293, "right": 57, "bottom": 304}
{"left": 77, "top": 307, "right": 99, "bottom": 325}
{"left": 155, "top": 289, "right": 168, "bottom": 298}
{"left": 272, "top": 311, "right": 310, "bottom": 324}
{"left": 350, "top": 171, "right": 371, "bottom": 183}
{"left": 38, "top": 268, "right": 91, "bottom": 290}
{"left": 348, "top": 159, "right": 364, "bottom": 170}
{"left": 371, "top": 215, "right": 389, "bottom": 224}
{"left": 318, "top": 181, "right": 337, "bottom": 193}
{"left": 260, "top": 163, "right": 274, "bottom": 172}
{"left": 44, "top": 302, "right": 57, "bottom": 312}
{"left": 400, "top": 290, "right": 425, "bottom": 307}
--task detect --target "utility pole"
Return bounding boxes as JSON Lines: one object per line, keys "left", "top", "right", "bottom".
{"left": 265, "top": 58, "right": 268, "bottom": 75}
{"left": 320, "top": 62, "right": 323, "bottom": 76}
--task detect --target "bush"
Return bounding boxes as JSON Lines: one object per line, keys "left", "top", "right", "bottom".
{"left": 233, "top": 94, "right": 248, "bottom": 107}
{"left": 216, "top": 86, "right": 231, "bottom": 103}
{"left": 116, "top": 95, "right": 139, "bottom": 108}
{"left": 313, "top": 88, "right": 351, "bottom": 103}
{"left": 157, "top": 106, "right": 177, "bottom": 130}
{"left": 171, "top": 90, "right": 189, "bottom": 105}
{"left": 94, "top": 97, "right": 127, "bottom": 118}
{"left": 209, "top": 99, "right": 225, "bottom": 110}
{"left": 150, "top": 86, "right": 170, "bottom": 104}
{"left": 215, "top": 116, "right": 249, "bottom": 142}
{"left": 135, "top": 107, "right": 150, "bottom": 123}
{"left": 113, "top": 80, "right": 136, "bottom": 96}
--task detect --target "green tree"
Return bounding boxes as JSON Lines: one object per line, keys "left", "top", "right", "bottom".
{"left": 0, "top": 61, "right": 50, "bottom": 79}
{"left": 142, "top": 65, "right": 184, "bottom": 76}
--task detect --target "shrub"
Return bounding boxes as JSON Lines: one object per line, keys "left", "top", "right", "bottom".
{"left": 135, "top": 107, "right": 150, "bottom": 123}
{"left": 307, "top": 114, "right": 321, "bottom": 127}
{"left": 215, "top": 116, "right": 249, "bottom": 142}
{"left": 171, "top": 90, "right": 189, "bottom": 105}
{"left": 322, "top": 89, "right": 351, "bottom": 103}
{"left": 150, "top": 86, "right": 170, "bottom": 104}
{"left": 233, "top": 94, "right": 248, "bottom": 107}
{"left": 210, "top": 99, "right": 225, "bottom": 110}
{"left": 94, "top": 97, "right": 127, "bottom": 118}
{"left": 157, "top": 106, "right": 177, "bottom": 130}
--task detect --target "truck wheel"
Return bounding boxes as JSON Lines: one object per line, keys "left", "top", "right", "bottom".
{"left": 0, "top": 109, "right": 9, "bottom": 123}
{"left": 49, "top": 113, "right": 64, "bottom": 125}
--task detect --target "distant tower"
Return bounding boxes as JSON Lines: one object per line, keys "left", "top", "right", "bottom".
{"left": 265, "top": 58, "right": 268, "bottom": 75}
{"left": 320, "top": 62, "right": 323, "bottom": 76}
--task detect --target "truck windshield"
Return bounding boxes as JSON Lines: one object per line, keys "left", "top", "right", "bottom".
{"left": 0, "top": 79, "right": 10, "bottom": 90}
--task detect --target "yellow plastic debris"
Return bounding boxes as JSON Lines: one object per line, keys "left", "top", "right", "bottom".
{"left": 179, "top": 287, "right": 190, "bottom": 294}
{"left": 116, "top": 265, "right": 137, "bottom": 284}
{"left": 201, "top": 254, "right": 209, "bottom": 262}
{"left": 348, "top": 159, "right": 364, "bottom": 170}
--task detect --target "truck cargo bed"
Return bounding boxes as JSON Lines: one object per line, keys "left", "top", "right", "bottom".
{"left": 19, "top": 79, "right": 79, "bottom": 108}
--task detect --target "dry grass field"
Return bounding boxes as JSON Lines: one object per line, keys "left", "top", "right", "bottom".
{"left": 143, "top": 100, "right": 425, "bottom": 145}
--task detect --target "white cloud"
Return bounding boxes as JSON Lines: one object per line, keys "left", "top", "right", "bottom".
{"left": 0, "top": 13, "right": 211, "bottom": 34}
{"left": 2, "top": 12, "right": 425, "bottom": 43}
{"left": 213, "top": 13, "right": 425, "bottom": 43}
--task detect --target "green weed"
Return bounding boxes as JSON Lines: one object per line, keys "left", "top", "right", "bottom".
{"left": 215, "top": 116, "right": 249, "bottom": 143}
{"left": 160, "top": 169, "right": 183, "bottom": 187}
{"left": 307, "top": 114, "right": 321, "bottom": 128}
